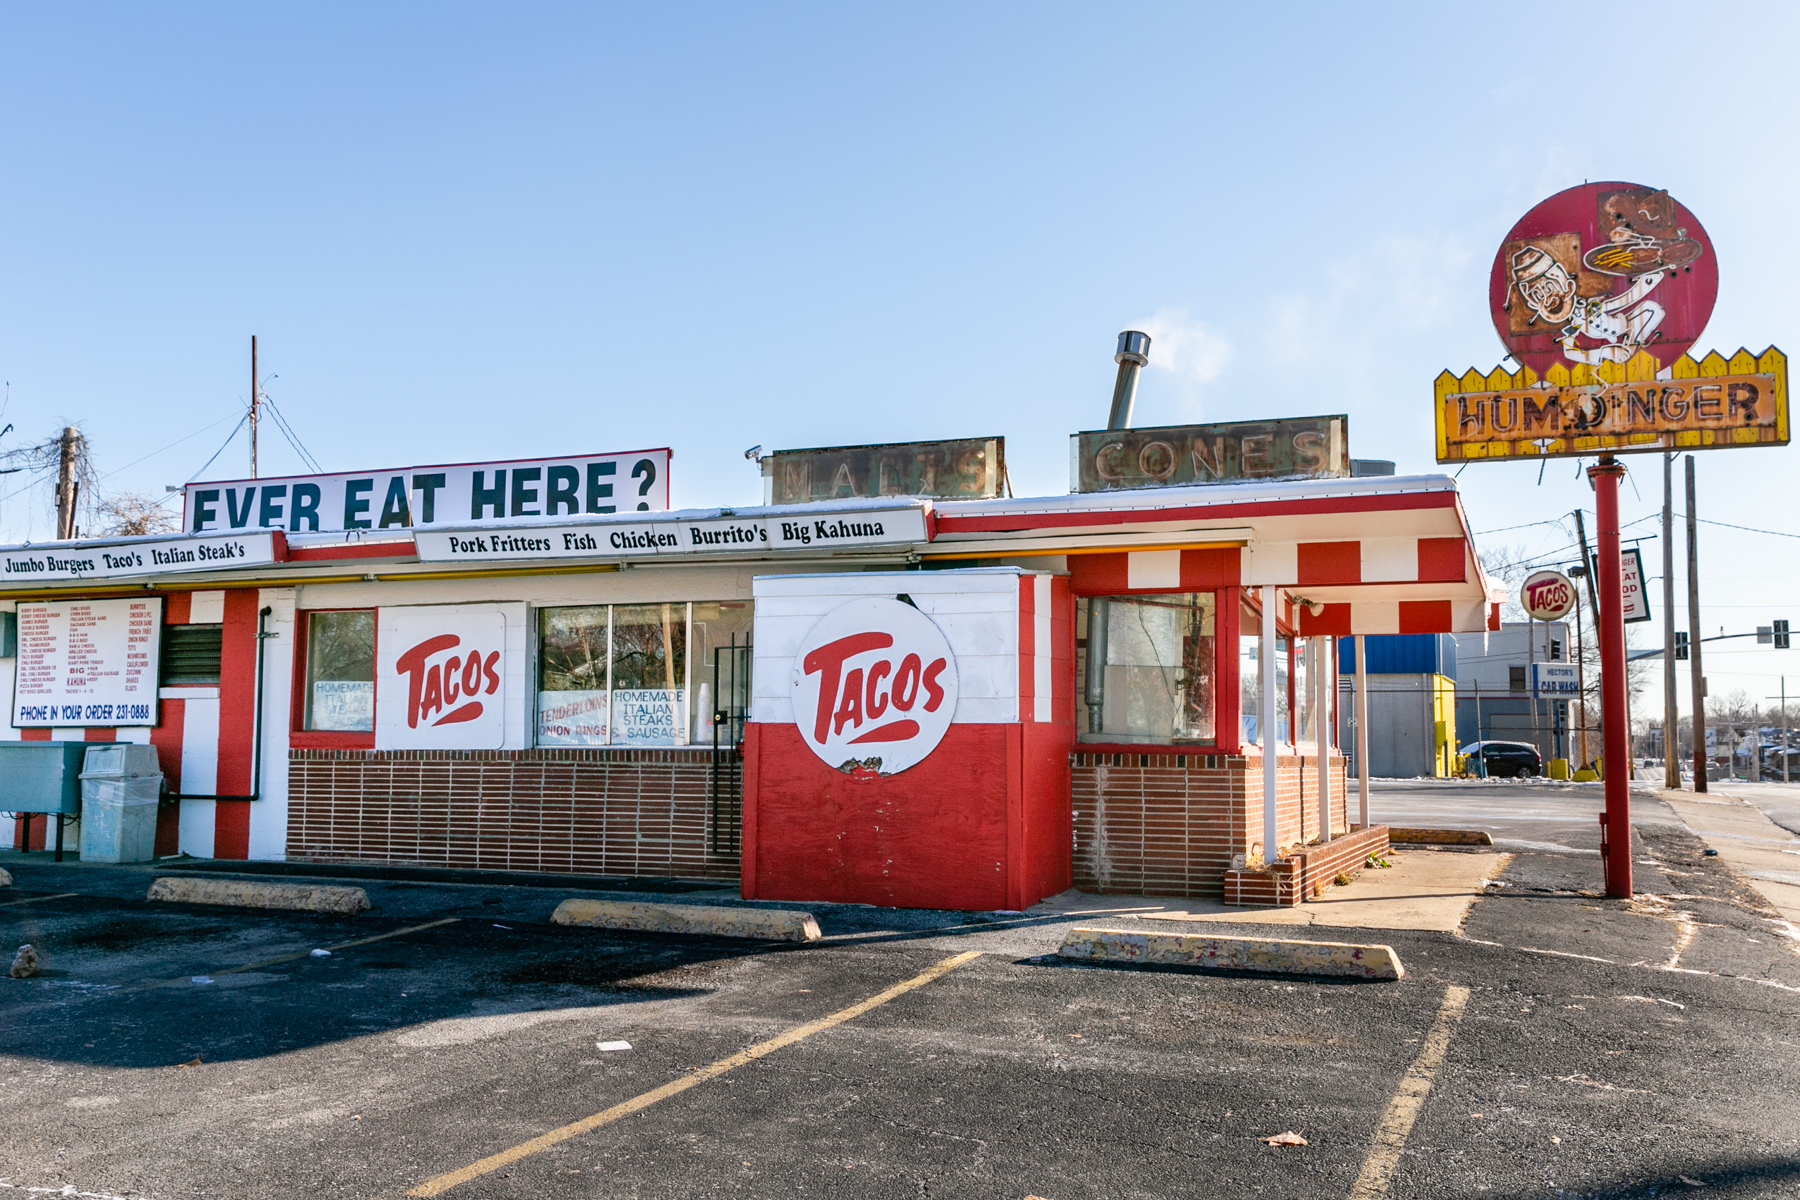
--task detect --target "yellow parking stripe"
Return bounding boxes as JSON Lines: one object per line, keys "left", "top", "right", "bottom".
{"left": 0, "top": 892, "right": 80, "bottom": 909}
{"left": 1347, "top": 984, "right": 1471, "bottom": 1199}
{"left": 146, "top": 917, "right": 462, "bottom": 989}
{"left": 405, "top": 949, "right": 984, "bottom": 1197}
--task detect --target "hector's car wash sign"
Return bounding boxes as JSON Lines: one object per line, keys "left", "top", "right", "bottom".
{"left": 791, "top": 597, "right": 959, "bottom": 776}
{"left": 413, "top": 501, "right": 930, "bottom": 564}
{"left": 375, "top": 606, "right": 507, "bottom": 750}
{"left": 1071, "top": 416, "right": 1348, "bottom": 492}
{"left": 186, "top": 449, "right": 670, "bottom": 533}
{"left": 12, "top": 598, "right": 162, "bottom": 727}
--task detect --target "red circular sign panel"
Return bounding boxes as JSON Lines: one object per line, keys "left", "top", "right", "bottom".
{"left": 1488, "top": 182, "right": 1717, "bottom": 378}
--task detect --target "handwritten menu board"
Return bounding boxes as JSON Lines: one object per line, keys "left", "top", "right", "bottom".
{"left": 12, "top": 598, "right": 163, "bottom": 727}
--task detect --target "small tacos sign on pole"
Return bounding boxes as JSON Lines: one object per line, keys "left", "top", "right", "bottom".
{"left": 1436, "top": 182, "right": 1786, "bottom": 902}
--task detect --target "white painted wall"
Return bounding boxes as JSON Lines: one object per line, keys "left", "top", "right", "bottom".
{"left": 248, "top": 588, "right": 297, "bottom": 861}
{"left": 751, "top": 568, "right": 1039, "bottom": 728}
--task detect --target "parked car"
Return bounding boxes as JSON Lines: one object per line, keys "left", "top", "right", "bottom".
{"left": 1459, "top": 740, "right": 1543, "bottom": 778}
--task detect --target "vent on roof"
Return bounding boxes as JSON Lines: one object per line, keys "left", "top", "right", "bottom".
{"left": 161, "top": 624, "right": 223, "bottom": 685}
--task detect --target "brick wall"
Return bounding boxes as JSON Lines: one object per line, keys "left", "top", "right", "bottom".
{"left": 1071, "top": 751, "right": 1350, "bottom": 899}
{"left": 286, "top": 748, "right": 738, "bottom": 883}
{"left": 1222, "top": 824, "right": 1391, "bottom": 907}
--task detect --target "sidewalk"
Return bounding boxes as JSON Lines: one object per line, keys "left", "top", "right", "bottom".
{"left": 1028, "top": 848, "right": 1504, "bottom": 932}
{"left": 1658, "top": 786, "right": 1800, "bottom": 926}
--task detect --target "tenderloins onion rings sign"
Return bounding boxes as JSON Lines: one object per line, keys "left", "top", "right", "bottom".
{"left": 791, "top": 597, "right": 959, "bottom": 776}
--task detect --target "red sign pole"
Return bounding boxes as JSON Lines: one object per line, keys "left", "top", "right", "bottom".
{"left": 1589, "top": 456, "right": 1634, "bottom": 899}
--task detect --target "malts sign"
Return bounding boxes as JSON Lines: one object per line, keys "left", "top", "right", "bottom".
{"left": 186, "top": 449, "right": 670, "bottom": 534}
{"left": 791, "top": 597, "right": 959, "bottom": 776}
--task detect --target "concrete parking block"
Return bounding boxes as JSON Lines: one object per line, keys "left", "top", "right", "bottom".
{"left": 1389, "top": 827, "right": 1494, "bottom": 845}
{"left": 1058, "top": 926, "right": 1405, "bottom": 980}
{"left": 146, "top": 876, "right": 371, "bottom": 915}
{"left": 551, "top": 898, "right": 822, "bottom": 942}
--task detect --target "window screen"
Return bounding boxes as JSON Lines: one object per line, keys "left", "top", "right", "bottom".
{"left": 161, "top": 624, "right": 223, "bottom": 685}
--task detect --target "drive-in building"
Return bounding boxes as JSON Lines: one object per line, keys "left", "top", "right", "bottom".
{"left": 1, "top": 444, "right": 1500, "bottom": 909}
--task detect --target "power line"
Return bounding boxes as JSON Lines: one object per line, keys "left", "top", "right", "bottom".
{"left": 261, "top": 398, "right": 323, "bottom": 474}
{"left": 186, "top": 413, "right": 248, "bottom": 484}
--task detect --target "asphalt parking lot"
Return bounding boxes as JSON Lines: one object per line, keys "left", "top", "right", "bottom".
{"left": 4, "top": 782, "right": 1799, "bottom": 1200}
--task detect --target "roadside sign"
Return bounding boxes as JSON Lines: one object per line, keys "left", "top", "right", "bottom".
{"left": 1520, "top": 570, "right": 1576, "bottom": 621}
{"left": 1488, "top": 183, "right": 1718, "bottom": 378}
{"left": 1530, "top": 662, "right": 1580, "bottom": 698}
{"left": 1612, "top": 547, "right": 1651, "bottom": 623}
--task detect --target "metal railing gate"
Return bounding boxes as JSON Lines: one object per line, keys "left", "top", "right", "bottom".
{"left": 709, "top": 636, "right": 752, "bottom": 856}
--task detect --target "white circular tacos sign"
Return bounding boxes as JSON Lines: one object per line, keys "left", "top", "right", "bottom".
{"left": 1520, "top": 569, "right": 1577, "bottom": 621}
{"left": 791, "top": 597, "right": 959, "bottom": 776}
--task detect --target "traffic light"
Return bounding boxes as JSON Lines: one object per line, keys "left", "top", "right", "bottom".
{"left": 1675, "top": 632, "right": 1689, "bottom": 660}
{"left": 1778, "top": 619, "right": 1791, "bottom": 650}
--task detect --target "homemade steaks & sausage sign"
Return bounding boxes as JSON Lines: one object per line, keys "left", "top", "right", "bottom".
{"left": 791, "top": 597, "right": 958, "bottom": 775}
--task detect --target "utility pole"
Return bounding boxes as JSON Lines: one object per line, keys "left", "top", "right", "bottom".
{"left": 1686, "top": 456, "right": 1707, "bottom": 792}
{"left": 1528, "top": 617, "right": 1539, "bottom": 757}
{"left": 54, "top": 426, "right": 79, "bottom": 540}
{"left": 1663, "top": 452, "right": 1680, "bottom": 789}
{"left": 250, "top": 335, "right": 260, "bottom": 479}
{"left": 1573, "top": 507, "right": 1601, "bottom": 770}
{"left": 1574, "top": 592, "right": 1588, "bottom": 768}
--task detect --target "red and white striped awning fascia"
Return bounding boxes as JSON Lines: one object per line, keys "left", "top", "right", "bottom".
{"left": 930, "top": 475, "right": 1504, "bottom": 635}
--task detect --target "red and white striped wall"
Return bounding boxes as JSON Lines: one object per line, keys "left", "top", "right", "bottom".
{"left": 5, "top": 588, "right": 295, "bottom": 859}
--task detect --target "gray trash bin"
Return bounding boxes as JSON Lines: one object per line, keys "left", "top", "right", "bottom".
{"left": 79, "top": 745, "right": 163, "bottom": 864}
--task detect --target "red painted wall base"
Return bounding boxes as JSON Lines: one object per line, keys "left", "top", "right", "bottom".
{"left": 744, "top": 721, "right": 1073, "bottom": 912}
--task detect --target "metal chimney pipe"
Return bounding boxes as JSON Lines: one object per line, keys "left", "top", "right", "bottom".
{"left": 1085, "top": 331, "right": 1152, "bottom": 733}
{"left": 1106, "top": 330, "right": 1151, "bottom": 431}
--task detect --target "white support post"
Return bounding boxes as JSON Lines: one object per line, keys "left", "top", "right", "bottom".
{"left": 1262, "top": 585, "right": 1279, "bottom": 863}
{"left": 1355, "top": 633, "right": 1370, "bottom": 831}
{"left": 1318, "top": 634, "right": 1333, "bottom": 843}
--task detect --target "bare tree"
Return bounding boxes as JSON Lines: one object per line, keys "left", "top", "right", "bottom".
{"left": 95, "top": 492, "right": 179, "bottom": 538}
{"left": 1478, "top": 543, "right": 1537, "bottom": 622}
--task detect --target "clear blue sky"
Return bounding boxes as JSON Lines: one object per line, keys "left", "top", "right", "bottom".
{"left": 2, "top": 2, "right": 1796, "bottom": 721}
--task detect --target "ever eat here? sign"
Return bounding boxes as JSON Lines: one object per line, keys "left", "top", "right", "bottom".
{"left": 184, "top": 450, "right": 671, "bottom": 534}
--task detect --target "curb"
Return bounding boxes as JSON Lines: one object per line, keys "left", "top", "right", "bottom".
{"left": 1389, "top": 827, "right": 1494, "bottom": 846}
{"left": 551, "top": 898, "right": 822, "bottom": 942}
{"left": 1057, "top": 927, "right": 1404, "bottom": 980}
{"left": 147, "top": 877, "right": 371, "bottom": 915}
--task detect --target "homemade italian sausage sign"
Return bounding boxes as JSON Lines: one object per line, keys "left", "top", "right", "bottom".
{"left": 375, "top": 605, "right": 508, "bottom": 750}
{"left": 12, "top": 598, "right": 163, "bottom": 727}
{"left": 791, "top": 597, "right": 958, "bottom": 775}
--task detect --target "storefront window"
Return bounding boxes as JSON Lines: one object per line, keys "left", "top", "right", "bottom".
{"left": 1241, "top": 631, "right": 1260, "bottom": 745}
{"left": 610, "top": 603, "right": 687, "bottom": 745}
{"left": 304, "top": 610, "right": 375, "bottom": 732}
{"left": 537, "top": 606, "right": 612, "bottom": 746}
{"left": 537, "top": 601, "right": 750, "bottom": 748}
{"left": 690, "top": 601, "right": 754, "bottom": 744}
{"left": 1076, "top": 593, "right": 1215, "bottom": 744}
